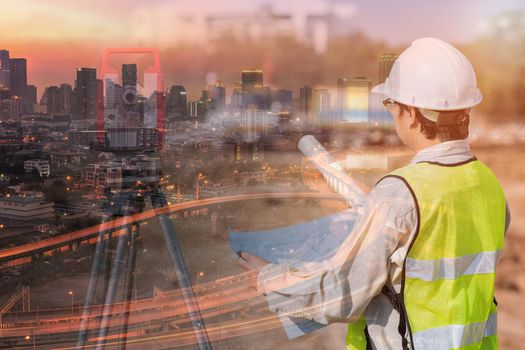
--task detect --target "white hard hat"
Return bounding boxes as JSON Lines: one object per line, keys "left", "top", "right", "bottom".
{"left": 372, "top": 37, "right": 482, "bottom": 118}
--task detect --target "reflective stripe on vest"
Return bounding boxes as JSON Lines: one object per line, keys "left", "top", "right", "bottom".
{"left": 413, "top": 312, "right": 497, "bottom": 349}
{"left": 405, "top": 250, "right": 502, "bottom": 282}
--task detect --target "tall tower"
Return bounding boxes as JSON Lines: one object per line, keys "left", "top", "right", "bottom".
{"left": 231, "top": 82, "right": 243, "bottom": 109}
{"left": 0, "top": 50, "right": 10, "bottom": 90}
{"left": 9, "top": 58, "right": 27, "bottom": 99}
{"left": 26, "top": 85, "right": 37, "bottom": 112}
{"left": 299, "top": 85, "right": 313, "bottom": 123}
{"left": 59, "top": 83, "right": 73, "bottom": 115}
{"left": 75, "top": 67, "right": 97, "bottom": 119}
{"left": 210, "top": 80, "right": 226, "bottom": 113}
{"left": 104, "top": 78, "right": 121, "bottom": 110}
{"left": 166, "top": 85, "right": 187, "bottom": 119}
{"left": 42, "top": 86, "right": 61, "bottom": 115}
{"left": 312, "top": 88, "right": 331, "bottom": 127}
{"left": 274, "top": 89, "right": 293, "bottom": 109}
{"left": 241, "top": 69, "right": 263, "bottom": 93}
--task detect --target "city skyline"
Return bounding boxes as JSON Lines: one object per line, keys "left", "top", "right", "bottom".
{"left": 0, "top": 3, "right": 523, "bottom": 350}
{"left": 0, "top": 47, "right": 380, "bottom": 103}
{"left": 2, "top": 1, "right": 524, "bottom": 97}
{"left": 1, "top": 46, "right": 384, "bottom": 127}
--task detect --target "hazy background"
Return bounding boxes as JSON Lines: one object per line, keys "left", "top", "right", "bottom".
{"left": 2, "top": 0, "right": 525, "bottom": 121}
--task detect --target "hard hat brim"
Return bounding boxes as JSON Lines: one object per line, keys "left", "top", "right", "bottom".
{"left": 371, "top": 82, "right": 482, "bottom": 111}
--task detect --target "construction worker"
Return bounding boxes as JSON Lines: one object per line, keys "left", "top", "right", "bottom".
{"left": 238, "top": 37, "right": 511, "bottom": 349}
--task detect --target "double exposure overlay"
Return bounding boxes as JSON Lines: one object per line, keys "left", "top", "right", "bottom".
{"left": 0, "top": 1, "right": 524, "bottom": 349}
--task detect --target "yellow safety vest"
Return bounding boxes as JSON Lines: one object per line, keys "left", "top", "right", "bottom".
{"left": 346, "top": 159, "right": 506, "bottom": 350}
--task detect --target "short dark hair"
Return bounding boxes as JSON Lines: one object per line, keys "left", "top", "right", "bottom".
{"left": 398, "top": 104, "right": 470, "bottom": 141}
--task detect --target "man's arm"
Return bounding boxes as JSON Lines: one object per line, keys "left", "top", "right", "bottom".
{"left": 254, "top": 177, "right": 418, "bottom": 325}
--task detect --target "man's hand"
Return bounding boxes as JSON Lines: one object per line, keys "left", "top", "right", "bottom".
{"left": 237, "top": 251, "right": 270, "bottom": 290}
{"left": 237, "top": 251, "right": 270, "bottom": 270}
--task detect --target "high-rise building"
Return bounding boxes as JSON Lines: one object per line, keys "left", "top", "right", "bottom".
{"left": 198, "top": 90, "right": 211, "bottom": 118}
{"left": 75, "top": 67, "right": 97, "bottom": 119}
{"left": 96, "top": 78, "right": 103, "bottom": 120}
{"left": 0, "top": 97, "right": 21, "bottom": 118}
{"left": 231, "top": 82, "right": 243, "bottom": 109}
{"left": 241, "top": 69, "right": 263, "bottom": 93}
{"left": 42, "top": 86, "right": 62, "bottom": 115}
{"left": 299, "top": 85, "right": 313, "bottom": 123}
{"left": 166, "top": 85, "right": 187, "bottom": 119}
{"left": 59, "top": 83, "right": 73, "bottom": 115}
{"left": 241, "top": 109, "right": 265, "bottom": 142}
{"left": 26, "top": 84, "right": 37, "bottom": 106}
{"left": 337, "top": 77, "right": 371, "bottom": 123}
{"left": 312, "top": 88, "right": 331, "bottom": 127}
{"left": 26, "top": 84, "right": 37, "bottom": 113}
{"left": 188, "top": 101, "right": 199, "bottom": 118}
{"left": 122, "top": 64, "right": 137, "bottom": 99}
{"left": 242, "top": 87, "right": 272, "bottom": 110}
{"left": 378, "top": 53, "right": 398, "bottom": 84}
{"left": 237, "top": 70, "right": 271, "bottom": 110}
{"left": 9, "top": 58, "right": 27, "bottom": 100}
{"left": 0, "top": 50, "right": 9, "bottom": 90}
{"left": 273, "top": 89, "right": 293, "bottom": 109}
{"left": 104, "top": 78, "right": 121, "bottom": 110}
{"left": 210, "top": 80, "right": 226, "bottom": 113}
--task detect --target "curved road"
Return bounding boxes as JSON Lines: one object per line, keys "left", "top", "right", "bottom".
{"left": 0, "top": 192, "right": 345, "bottom": 265}
{"left": 0, "top": 191, "right": 348, "bottom": 349}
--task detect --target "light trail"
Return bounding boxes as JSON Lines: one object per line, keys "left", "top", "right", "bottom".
{"left": 0, "top": 192, "right": 348, "bottom": 349}
{"left": 0, "top": 192, "right": 345, "bottom": 265}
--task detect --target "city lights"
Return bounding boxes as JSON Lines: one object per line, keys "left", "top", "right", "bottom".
{"left": 0, "top": 2, "right": 522, "bottom": 349}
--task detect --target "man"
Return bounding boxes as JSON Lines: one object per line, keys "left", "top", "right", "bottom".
{"left": 238, "top": 38, "right": 510, "bottom": 349}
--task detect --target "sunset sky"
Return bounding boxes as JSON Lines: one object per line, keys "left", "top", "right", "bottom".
{"left": 2, "top": 0, "right": 524, "bottom": 96}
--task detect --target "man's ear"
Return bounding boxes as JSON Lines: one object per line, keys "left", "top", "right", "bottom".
{"left": 407, "top": 107, "right": 419, "bottom": 129}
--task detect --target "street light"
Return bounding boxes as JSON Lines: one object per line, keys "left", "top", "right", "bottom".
{"left": 196, "top": 271, "right": 204, "bottom": 299}
{"left": 68, "top": 291, "right": 73, "bottom": 331}
{"left": 25, "top": 330, "right": 35, "bottom": 350}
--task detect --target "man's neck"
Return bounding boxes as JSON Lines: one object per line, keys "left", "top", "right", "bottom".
{"left": 410, "top": 137, "right": 442, "bottom": 153}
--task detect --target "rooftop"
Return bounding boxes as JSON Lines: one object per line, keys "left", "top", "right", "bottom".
{"left": 0, "top": 195, "right": 47, "bottom": 204}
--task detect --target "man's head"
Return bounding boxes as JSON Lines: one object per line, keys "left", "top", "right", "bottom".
{"left": 385, "top": 99, "right": 470, "bottom": 150}
{"left": 372, "top": 38, "right": 481, "bottom": 150}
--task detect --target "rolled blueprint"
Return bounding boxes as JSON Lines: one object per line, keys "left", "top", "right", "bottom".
{"left": 298, "top": 135, "right": 368, "bottom": 209}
